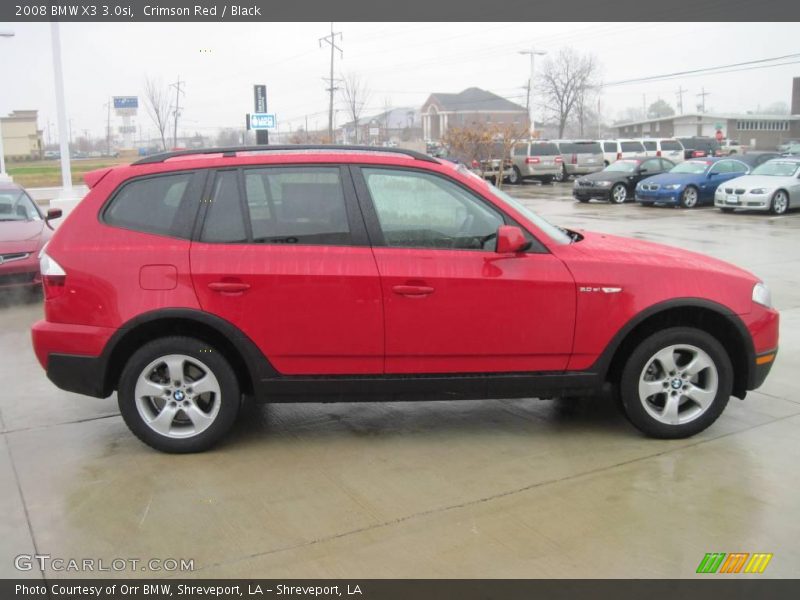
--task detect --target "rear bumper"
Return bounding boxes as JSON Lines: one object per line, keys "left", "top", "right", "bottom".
{"left": 31, "top": 319, "right": 116, "bottom": 398}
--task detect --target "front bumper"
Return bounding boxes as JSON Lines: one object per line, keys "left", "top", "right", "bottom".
{"left": 573, "top": 187, "right": 611, "bottom": 201}
{"left": 636, "top": 190, "right": 681, "bottom": 204}
{"left": 714, "top": 192, "right": 771, "bottom": 211}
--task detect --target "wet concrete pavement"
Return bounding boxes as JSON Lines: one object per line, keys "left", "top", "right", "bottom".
{"left": 2, "top": 182, "right": 798, "bottom": 579}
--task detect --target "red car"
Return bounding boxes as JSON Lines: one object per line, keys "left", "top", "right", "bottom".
{"left": 30, "top": 146, "right": 779, "bottom": 452}
{"left": 0, "top": 183, "right": 61, "bottom": 291}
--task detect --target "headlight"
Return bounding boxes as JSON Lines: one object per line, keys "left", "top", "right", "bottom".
{"left": 663, "top": 184, "right": 681, "bottom": 190}
{"left": 749, "top": 188, "right": 767, "bottom": 195}
{"left": 596, "top": 180, "right": 613, "bottom": 187}
{"left": 752, "top": 282, "right": 772, "bottom": 308}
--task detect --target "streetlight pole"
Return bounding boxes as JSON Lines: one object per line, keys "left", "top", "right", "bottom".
{"left": 519, "top": 47, "right": 547, "bottom": 138}
{"left": 0, "top": 30, "right": 15, "bottom": 183}
{"left": 50, "top": 22, "right": 78, "bottom": 216}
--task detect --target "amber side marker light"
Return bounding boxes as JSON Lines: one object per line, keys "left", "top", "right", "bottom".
{"left": 756, "top": 354, "right": 776, "bottom": 365}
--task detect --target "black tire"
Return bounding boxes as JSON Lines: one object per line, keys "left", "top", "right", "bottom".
{"left": 509, "top": 166, "right": 522, "bottom": 185}
{"left": 576, "top": 197, "right": 590, "bottom": 203}
{"left": 769, "top": 190, "right": 789, "bottom": 215}
{"left": 680, "top": 186, "right": 699, "bottom": 208}
{"left": 540, "top": 175, "right": 554, "bottom": 185}
{"left": 118, "top": 336, "right": 241, "bottom": 453}
{"left": 554, "top": 165, "right": 567, "bottom": 183}
{"left": 610, "top": 183, "right": 627, "bottom": 204}
{"left": 619, "top": 327, "right": 732, "bottom": 439}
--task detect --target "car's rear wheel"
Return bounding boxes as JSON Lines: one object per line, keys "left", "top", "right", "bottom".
{"left": 118, "top": 336, "right": 240, "bottom": 453}
{"left": 619, "top": 327, "right": 732, "bottom": 438}
{"left": 610, "top": 183, "right": 627, "bottom": 204}
{"left": 770, "top": 190, "right": 789, "bottom": 215}
{"left": 509, "top": 167, "right": 522, "bottom": 185}
{"left": 680, "top": 186, "right": 699, "bottom": 208}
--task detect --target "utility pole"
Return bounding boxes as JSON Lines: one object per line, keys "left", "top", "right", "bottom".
{"left": 676, "top": 86, "right": 687, "bottom": 115}
{"left": 305, "top": 115, "right": 309, "bottom": 142}
{"left": 642, "top": 94, "right": 647, "bottom": 119}
{"left": 518, "top": 47, "right": 546, "bottom": 137}
{"left": 170, "top": 76, "right": 185, "bottom": 148}
{"left": 697, "top": 87, "right": 710, "bottom": 113}
{"left": 319, "top": 23, "right": 342, "bottom": 144}
{"left": 105, "top": 99, "right": 111, "bottom": 156}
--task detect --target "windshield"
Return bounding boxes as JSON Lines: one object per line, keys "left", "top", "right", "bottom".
{"left": 604, "top": 161, "right": 638, "bottom": 173}
{"left": 670, "top": 161, "right": 710, "bottom": 175}
{"left": 0, "top": 191, "right": 42, "bottom": 222}
{"left": 751, "top": 161, "right": 800, "bottom": 177}
{"left": 485, "top": 185, "right": 573, "bottom": 245}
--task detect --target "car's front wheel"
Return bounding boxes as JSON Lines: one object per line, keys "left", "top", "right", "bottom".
{"left": 508, "top": 167, "right": 522, "bottom": 185}
{"left": 680, "top": 186, "right": 699, "bottom": 208}
{"left": 118, "top": 336, "right": 241, "bottom": 453}
{"left": 610, "top": 183, "right": 627, "bottom": 204}
{"left": 619, "top": 327, "right": 732, "bottom": 438}
{"left": 770, "top": 190, "right": 789, "bottom": 215}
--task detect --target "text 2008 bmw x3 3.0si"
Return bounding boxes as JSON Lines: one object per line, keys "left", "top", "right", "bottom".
{"left": 31, "top": 146, "right": 779, "bottom": 453}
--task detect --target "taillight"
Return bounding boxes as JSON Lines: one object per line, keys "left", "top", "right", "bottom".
{"left": 616, "top": 152, "right": 622, "bottom": 160}
{"left": 471, "top": 159, "right": 479, "bottom": 168}
{"left": 525, "top": 156, "right": 540, "bottom": 164}
{"left": 571, "top": 153, "right": 577, "bottom": 164}
{"left": 656, "top": 150, "right": 662, "bottom": 157}
{"left": 554, "top": 156, "right": 563, "bottom": 164}
{"left": 692, "top": 150, "right": 704, "bottom": 157}
{"left": 39, "top": 248, "right": 66, "bottom": 298}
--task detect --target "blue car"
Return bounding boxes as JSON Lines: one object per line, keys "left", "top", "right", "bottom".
{"left": 635, "top": 157, "right": 750, "bottom": 208}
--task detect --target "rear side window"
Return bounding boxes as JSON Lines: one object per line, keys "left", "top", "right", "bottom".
{"left": 530, "top": 143, "right": 559, "bottom": 156}
{"left": 104, "top": 172, "right": 194, "bottom": 238}
{"left": 513, "top": 143, "right": 528, "bottom": 157}
{"left": 603, "top": 142, "right": 616, "bottom": 152}
{"left": 621, "top": 141, "right": 644, "bottom": 152}
{"left": 200, "top": 166, "right": 352, "bottom": 246}
{"left": 661, "top": 140, "right": 682, "bottom": 151}
{"left": 574, "top": 142, "right": 602, "bottom": 154}
{"left": 557, "top": 142, "right": 576, "bottom": 154}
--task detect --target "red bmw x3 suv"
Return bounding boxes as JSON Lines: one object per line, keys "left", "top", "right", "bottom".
{"left": 31, "top": 146, "right": 779, "bottom": 452}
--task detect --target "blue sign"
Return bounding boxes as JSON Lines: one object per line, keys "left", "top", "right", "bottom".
{"left": 113, "top": 96, "right": 138, "bottom": 109}
{"left": 250, "top": 113, "right": 276, "bottom": 130}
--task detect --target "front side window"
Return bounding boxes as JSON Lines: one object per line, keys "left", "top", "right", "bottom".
{"left": 104, "top": 173, "right": 193, "bottom": 237}
{"left": 640, "top": 159, "right": 662, "bottom": 172}
{"left": 362, "top": 168, "right": 503, "bottom": 251}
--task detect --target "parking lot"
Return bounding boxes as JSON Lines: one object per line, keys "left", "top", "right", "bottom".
{"left": 1, "top": 182, "right": 798, "bottom": 579}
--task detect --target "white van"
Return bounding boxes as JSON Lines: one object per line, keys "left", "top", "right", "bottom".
{"left": 598, "top": 139, "right": 647, "bottom": 166}
{"left": 639, "top": 138, "right": 685, "bottom": 164}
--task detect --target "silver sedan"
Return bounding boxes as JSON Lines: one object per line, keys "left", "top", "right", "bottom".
{"left": 714, "top": 158, "right": 800, "bottom": 214}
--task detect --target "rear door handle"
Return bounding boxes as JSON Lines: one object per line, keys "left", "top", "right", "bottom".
{"left": 392, "top": 284, "right": 434, "bottom": 297}
{"left": 208, "top": 281, "right": 251, "bottom": 294}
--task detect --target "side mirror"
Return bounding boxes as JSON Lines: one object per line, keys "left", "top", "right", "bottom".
{"left": 496, "top": 225, "right": 530, "bottom": 254}
{"left": 637, "top": 168, "right": 648, "bottom": 174}
{"left": 46, "top": 208, "right": 63, "bottom": 223}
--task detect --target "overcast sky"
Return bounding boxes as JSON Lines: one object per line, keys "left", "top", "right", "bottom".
{"left": 0, "top": 21, "right": 798, "bottom": 141}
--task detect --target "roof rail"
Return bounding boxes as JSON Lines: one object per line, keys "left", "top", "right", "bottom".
{"left": 131, "top": 144, "right": 438, "bottom": 165}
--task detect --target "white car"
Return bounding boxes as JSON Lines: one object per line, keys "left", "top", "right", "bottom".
{"left": 639, "top": 138, "right": 686, "bottom": 164}
{"left": 597, "top": 139, "right": 647, "bottom": 166}
{"left": 714, "top": 158, "right": 800, "bottom": 214}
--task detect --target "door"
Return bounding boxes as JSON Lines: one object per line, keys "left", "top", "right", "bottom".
{"left": 190, "top": 166, "right": 384, "bottom": 375}
{"left": 702, "top": 160, "right": 748, "bottom": 202}
{"left": 355, "top": 166, "right": 576, "bottom": 375}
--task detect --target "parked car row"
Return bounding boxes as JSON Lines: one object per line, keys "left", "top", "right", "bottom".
{"left": 572, "top": 155, "right": 798, "bottom": 215}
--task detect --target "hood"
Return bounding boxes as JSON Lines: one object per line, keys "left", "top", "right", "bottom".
{"left": 571, "top": 230, "right": 756, "bottom": 281}
{"left": 639, "top": 172, "right": 703, "bottom": 187}
{"left": 721, "top": 174, "right": 795, "bottom": 190}
{"left": 0, "top": 220, "right": 44, "bottom": 245}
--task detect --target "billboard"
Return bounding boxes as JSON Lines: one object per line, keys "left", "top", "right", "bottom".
{"left": 113, "top": 96, "right": 138, "bottom": 110}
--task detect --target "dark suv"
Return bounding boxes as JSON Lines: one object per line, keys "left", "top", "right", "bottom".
{"left": 678, "top": 137, "right": 722, "bottom": 159}
{"left": 32, "top": 146, "right": 779, "bottom": 452}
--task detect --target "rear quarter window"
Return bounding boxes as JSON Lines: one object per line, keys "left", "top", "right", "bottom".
{"left": 621, "top": 141, "right": 644, "bottom": 152}
{"left": 661, "top": 140, "right": 682, "bottom": 151}
{"left": 643, "top": 141, "right": 657, "bottom": 151}
{"left": 529, "top": 143, "right": 559, "bottom": 156}
{"left": 103, "top": 172, "right": 198, "bottom": 238}
{"left": 603, "top": 142, "right": 616, "bottom": 152}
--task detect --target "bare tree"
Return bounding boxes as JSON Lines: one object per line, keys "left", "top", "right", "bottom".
{"left": 538, "top": 48, "right": 599, "bottom": 138}
{"left": 143, "top": 77, "right": 170, "bottom": 151}
{"left": 339, "top": 72, "right": 371, "bottom": 144}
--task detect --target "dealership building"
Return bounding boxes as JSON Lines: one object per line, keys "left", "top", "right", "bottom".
{"left": 615, "top": 77, "right": 800, "bottom": 149}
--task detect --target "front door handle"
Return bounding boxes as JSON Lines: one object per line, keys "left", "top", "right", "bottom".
{"left": 392, "top": 284, "right": 434, "bottom": 297}
{"left": 208, "top": 281, "right": 251, "bottom": 294}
